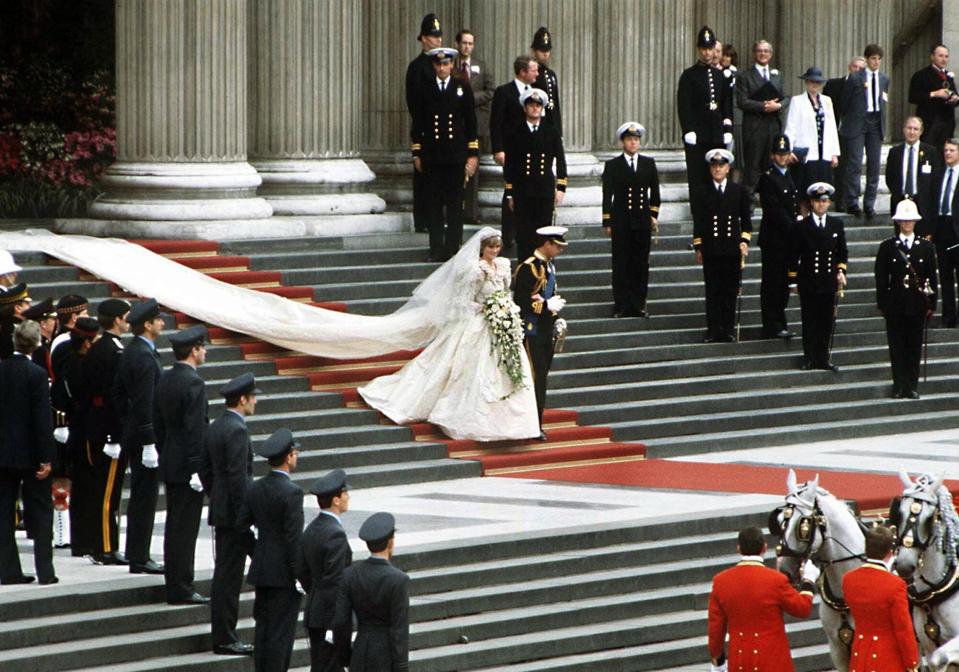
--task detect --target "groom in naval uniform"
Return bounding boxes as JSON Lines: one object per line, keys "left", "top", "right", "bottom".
{"left": 513, "top": 226, "right": 568, "bottom": 439}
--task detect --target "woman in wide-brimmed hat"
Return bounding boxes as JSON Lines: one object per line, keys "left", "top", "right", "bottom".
{"left": 784, "top": 66, "right": 842, "bottom": 199}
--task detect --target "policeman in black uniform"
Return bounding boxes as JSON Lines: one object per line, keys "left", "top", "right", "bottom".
{"left": 298, "top": 469, "right": 351, "bottom": 672}
{"left": 22, "top": 298, "right": 56, "bottom": 376}
{"left": 692, "top": 149, "right": 752, "bottom": 342}
{"left": 334, "top": 512, "right": 409, "bottom": 672}
{"left": 602, "top": 121, "right": 661, "bottom": 318}
{"left": 758, "top": 134, "right": 803, "bottom": 339}
{"left": 202, "top": 372, "right": 260, "bottom": 656}
{"left": 406, "top": 13, "right": 443, "bottom": 233}
{"left": 156, "top": 324, "right": 209, "bottom": 605}
{"left": 513, "top": 226, "right": 568, "bottom": 436}
{"left": 504, "top": 88, "right": 568, "bottom": 262}
{"left": 411, "top": 46, "right": 479, "bottom": 261}
{"left": 678, "top": 26, "right": 733, "bottom": 221}
{"left": 789, "top": 183, "right": 848, "bottom": 371}
{"left": 531, "top": 26, "right": 562, "bottom": 136}
{"left": 876, "top": 199, "right": 938, "bottom": 399}
{"left": 238, "top": 427, "right": 304, "bottom": 672}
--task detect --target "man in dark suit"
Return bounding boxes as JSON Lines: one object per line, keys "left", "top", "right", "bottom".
{"left": 113, "top": 298, "right": 166, "bottom": 575}
{"left": 839, "top": 44, "right": 889, "bottom": 219}
{"left": 238, "top": 428, "right": 304, "bottom": 672}
{"left": 298, "top": 470, "right": 351, "bottom": 672}
{"left": 736, "top": 39, "right": 786, "bottom": 196}
{"left": 0, "top": 320, "right": 56, "bottom": 585}
{"left": 602, "top": 122, "right": 661, "bottom": 318}
{"left": 788, "top": 183, "right": 848, "bottom": 371}
{"left": 454, "top": 29, "right": 495, "bottom": 224}
{"left": 156, "top": 325, "right": 209, "bottom": 605}
{"left": 406, "top": 13, "right": 443, "bottom": 233}
{"left": 490, "top": 55, "right": 540, "bottom": 253}
{"left": 531, "top": 27, "right": 561, "bottom": 136}
{"left": 334, "top": 512, "right": 409, "bottom": 672}
{"left": 758, "top": 135, "right": 802, "bottom": 339}
{"left": 885, "top": 116, "right": 940, "bottom": 232}
{"left": 692, "top": 149, "right": 752, "bottom": 343}
{"left": 202, "top": 372, "right": 259, "bottom": 656}
{"left": 930, "top": 139, "right": 959, "bottom": 327}
{"left": 909, "top": 44, "right": 959, "bottom": 150}
{"left": 875, "top": 199, "right": 937, "bottom": 399}
{"left": 411, "top": 47, "right": 479, "bottom": 262}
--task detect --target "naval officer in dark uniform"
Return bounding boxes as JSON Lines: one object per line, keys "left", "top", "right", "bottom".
{"left": 788, "top": 183, "right": 848, "bottom": 371}
{"left": 113, "top": 298, "right": 167, "bottom": 574}
{"left": 876, "top": 199, "right": 938, "bottom": 399}
{"left": 156, "top": 325, "right": 209, "bottom": 605}
{"left": 602, "top": 121, "right": 661, "bottom": 318}
{"left": 334, "top": 512, "right": 409, "bottom": 672}
{"left": 298, "top": 469, "right": 351, "bottom": 672}
{"left": 513, "top": 226, "right": 568, "bottom": 436}
{"left": 406, "top": 13, "right": 444, "bottom": 233}
{"left": 239, "top": 427, "right": 304, "bottom": 672}
{"left": 758, "top": 134, "right": 802, "bottom": 339}
{"left": 692, "top": 149, "right": 752, "bottom": 342}
{"left": 0, "top": 282, "right": 30, "bottom": 361}
{"left": 202, "top": 372, "right": 260, "bottom": 656}
{"left": 530, "top": 26, "right": 561, "bottom": 136}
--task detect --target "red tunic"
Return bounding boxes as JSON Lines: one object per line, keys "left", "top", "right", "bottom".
{"left": 842, "top": 562, "right": 919, "bottom": 672}
{"left": 708, "top": 560, "right": 814, "bottom": 672}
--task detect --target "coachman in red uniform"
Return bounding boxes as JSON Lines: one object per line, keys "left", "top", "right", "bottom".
{"left": 707, "top": 526, "right": 816, "bottom": 671}
{"left": 842, "top": 525, "right": 920, "bottom": 672}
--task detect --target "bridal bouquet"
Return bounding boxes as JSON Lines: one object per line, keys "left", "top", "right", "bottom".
{"left": 483, "top": 289, "right": 526, "bottom": 397}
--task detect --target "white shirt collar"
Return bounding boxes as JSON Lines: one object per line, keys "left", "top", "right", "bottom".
{"left": 739, "top": 555, "right": 765, "bottom": 564}
{"left": 814, "top": 214, "right": 827, "bottom": 226}
{"left": 515, "top": 78, "right": 530, "bottom": 93}
{"left": 713, "top": 178, "right": 728, "bottom": 190}
{"left": 901, "top": 233, "right": 916, "bottom": 245}
{"left": 755, "top": 64, "right": 768, "bottom": 75}
{"left": 320, "top": 509, "right": 342, "bottom": 524}
{"left": 437, "top": 76, "right": 450, "bottom": 87}
{"left": 623, "top": 151, "right": 637, "bottom": 160}
{"left": 527, "top": 121, "right": 539, "bottom": 132}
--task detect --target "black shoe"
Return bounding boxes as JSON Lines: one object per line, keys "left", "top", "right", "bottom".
{"left": 799, "top": 361, "right": 813, "bottom": 371}
{"left": 821, "top": 362, "right": 840, "bottom": 373}
{"left": 129, "top": 560, "right": 164, "bottom": 575}
{"left": 703, "top": 331, "right": 716, "bottom": 343}
{"left": 892, "top": 388, "right": 903, "bottom": 399}
{"left": 846, "top": 205, "right": 862, "bottom": 216}
{"left": 722, "top": 333, "right": 736, "bottom": 343}
{"left": 621, "top": 310, "right": 642, "bottom": 318}
{"left": 1, "top": 575, "right": 35, "bottom": 585}
{"left": 38, "top": 576, "right": 59, "bottom": 585}
{"left": 637, "top": 310, "right": 649, "bottom": 318}
{"left": 214, "top": 642, "right": 254, "bottom": 656}
{"left": 904, "top": 390, "right": 920, "bottom": 400}
{"left": 168, "top": 592, "right": 210, "bottom": 606}
{"left": 537, "top": 431, "right": 548, "bottom": 442}
{"left": 109, "top": 552, "right": 129, "bottom": 566}
{"left": 864, "top": 208, "right": 876, "bottom": 221}
{"left": 776, "top": 330, "right": 796, "bottom": 339}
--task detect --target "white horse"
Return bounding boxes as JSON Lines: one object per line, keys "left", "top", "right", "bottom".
{"left": 768, "top": 469, "right": 866, "bottom": 672}
{"left": 892, "top": 471, "right": 959, "bottom": 671}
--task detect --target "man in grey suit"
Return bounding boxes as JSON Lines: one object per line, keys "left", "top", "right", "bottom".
{"left": 839, "top": 44, "right": 889, "bottom": 218}
{"left": 455, "top": 29, "right": 495, "bottom": 224}
{"left": 736, "top": 39, "right": 786, "bottom": 196}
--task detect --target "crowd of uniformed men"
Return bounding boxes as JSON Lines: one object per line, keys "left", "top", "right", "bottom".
{"left": 1, "top": 11, "right": 959, "bottom": 672}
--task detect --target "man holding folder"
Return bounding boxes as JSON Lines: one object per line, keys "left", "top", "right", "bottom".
{"left": 736, "top": 40, "right": 786, "bottom": 196}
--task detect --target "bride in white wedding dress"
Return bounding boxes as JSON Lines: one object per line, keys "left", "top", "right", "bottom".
{"left": 358, "top": 227, "right": 540, "bottom": 441}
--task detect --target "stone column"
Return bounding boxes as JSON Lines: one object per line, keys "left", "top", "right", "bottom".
{"left": 248, "top": 0, "right": 389, "bottom": 230}
{"left": 82, "top": 0, "right": 272, "bottom": 235}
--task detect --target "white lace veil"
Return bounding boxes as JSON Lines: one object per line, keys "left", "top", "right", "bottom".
{"left": 0, "top": 228, "right": 502, "bottom": 359}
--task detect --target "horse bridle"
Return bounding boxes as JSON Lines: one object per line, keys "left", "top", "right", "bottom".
{"left": 890, "top": 492, "right": 941, "bottom": 552}
{"left": 769, "top": 498, "right": 826, "bottom": 561}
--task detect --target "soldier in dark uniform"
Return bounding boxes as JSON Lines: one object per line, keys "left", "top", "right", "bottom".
{"left": 113, "top": 298, "right": 167, "bottom": 574}
{"left": 530, "top": 27, "right": 561, "bottom": 136}
{"left": 758, "top": 134, "right": 802, "bottom": 339}
{"left": 406, "top": 13, "right": 443, "bottom": 233}
{"left": 692, "top": 149, "right": 752, "bottom": 342}
{"left": 876, "top": 200, "right": 938, "bottom": 399}
{"left": 298, "top": 469, "right": 351, "bottom": 672}
{"left": 788, "top": 183, "right": 848, "bottom": 372}
{"left": 678, "top": 26, "right": 733, "bottom": 221}
{"left": 50, "top": 294, "right": 89, "bottom": 356}
{"left": 22, "top": 298, "right": 56, "bottom": 377}
{"left": 156, "top": 325, "right": 209, "bottom": 605}
{"left": 411, "top": 47, "right": 479, "bottom": 262}
{"left": 602, "top": 121, "right": 661, "bottom": 318}
{"left": 202, "top": 372, "right": 260, "bottom": 656}
{"left": 334, "top": 512, "right": 409, "bottom": 672}
{"left": 504, "top": 88, "right": 568, "bottom": 262}
{"left": 513, "top": 226, "right": 568, "bottom": 436}
{"left": 238, "top": 427, "right": 304, "bottom": 672}
{"left": 83, "top": 298, "right": 130, "bottom": 565}
{"left": 0, "top": 282, "right": 30, "bottom": 360}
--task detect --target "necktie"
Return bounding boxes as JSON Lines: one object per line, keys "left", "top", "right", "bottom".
{"left": 717, "top": 184, "right": 723, "bottom": 195}
{"left": 763, "top": 66, "right": 769, "bottom": 81}
{"left": 942, "top": 168, "right": 954, "bottom": 216}
{"left": 441, "top": 80, "right": 446, "bottom": 92}
{"left": 906, "top": 145, "right": 915, "bottom": 195}
{"left": 901, "top": 237, "right": 910, "bottom": 250}
{"left": 872, "top": 72, "right": 879, "bottom": 111}
{"left": 629, "top": 156, "right": 635, "bottom": 172}
{"left": 532, "top": 124, "right": 538, "bottom": 132}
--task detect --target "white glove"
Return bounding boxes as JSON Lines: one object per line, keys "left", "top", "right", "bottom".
{"left": 723, "top": 132, "right": 733, "bottom": 146}
{"left": 53, "top": 427, "right": 69, "bottom": 444}
{"left": 710, "top": 662, "right": 728, "bottom": 672}
{"left": 189, "top": 473, "right": 203, "bottom": 492}
{"left": 801, "top": 561, "right": 821, "bottom": 585}
{"left": 324, "top": 630, "right": 334, "bottom": 645}
{"left": 683, "top": 131, "right": 697, "bottom": 145}
{"left": 103, "top": 442, "right": 121, "bottom": 460}
{"left": 546, "top": 296, "right": 566, "bottom": 313}
{"left": 142, "top": 444, "right": 159, "bottom": 469}
{"left": 295, "top": 580, "right": 307, "bottom": 595}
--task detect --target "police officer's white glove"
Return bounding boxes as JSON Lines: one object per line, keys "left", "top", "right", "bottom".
{"left": 53, "top": 427, "right": 69, "bottom": 444}
{"left": 683, "top": 131, "right": 697, "bottom": 145}
{"left": 325, "top": 630, "right": 334, "bottom": 644}
{"left": 103, "top": 442, "right": 121, "bottom": 460}
{"left": 295, "top": 580, "right": 306, "bottom": 595}
{"left": 709, "top": 662, "right": 728, "bottom": 672}
{"left": 142, "top": 444, "right": 159, "bottom": 469}
{"left": 801, "top": 560, "right": 821, "bottom": 584}
{"left": 546, "top": 296, "right": 566, "bottom": 313}
{"left": 189, "top": 473, "right": 203, "bottom": 492}
{"left": 723, "top": 132, "right": 733, "bottom": 147}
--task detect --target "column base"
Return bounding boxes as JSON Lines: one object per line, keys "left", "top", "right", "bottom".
{"left": 251, "top": 158, "right": 387, "bottom": 216}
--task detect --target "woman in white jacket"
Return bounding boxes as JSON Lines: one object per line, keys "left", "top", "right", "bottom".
{"left": 784, "top": 66, "right": 841, "bottom": 196}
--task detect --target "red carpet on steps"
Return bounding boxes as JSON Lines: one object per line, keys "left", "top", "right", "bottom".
{"left": 502, "top": 459, "right": 959, "bottom": 510}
